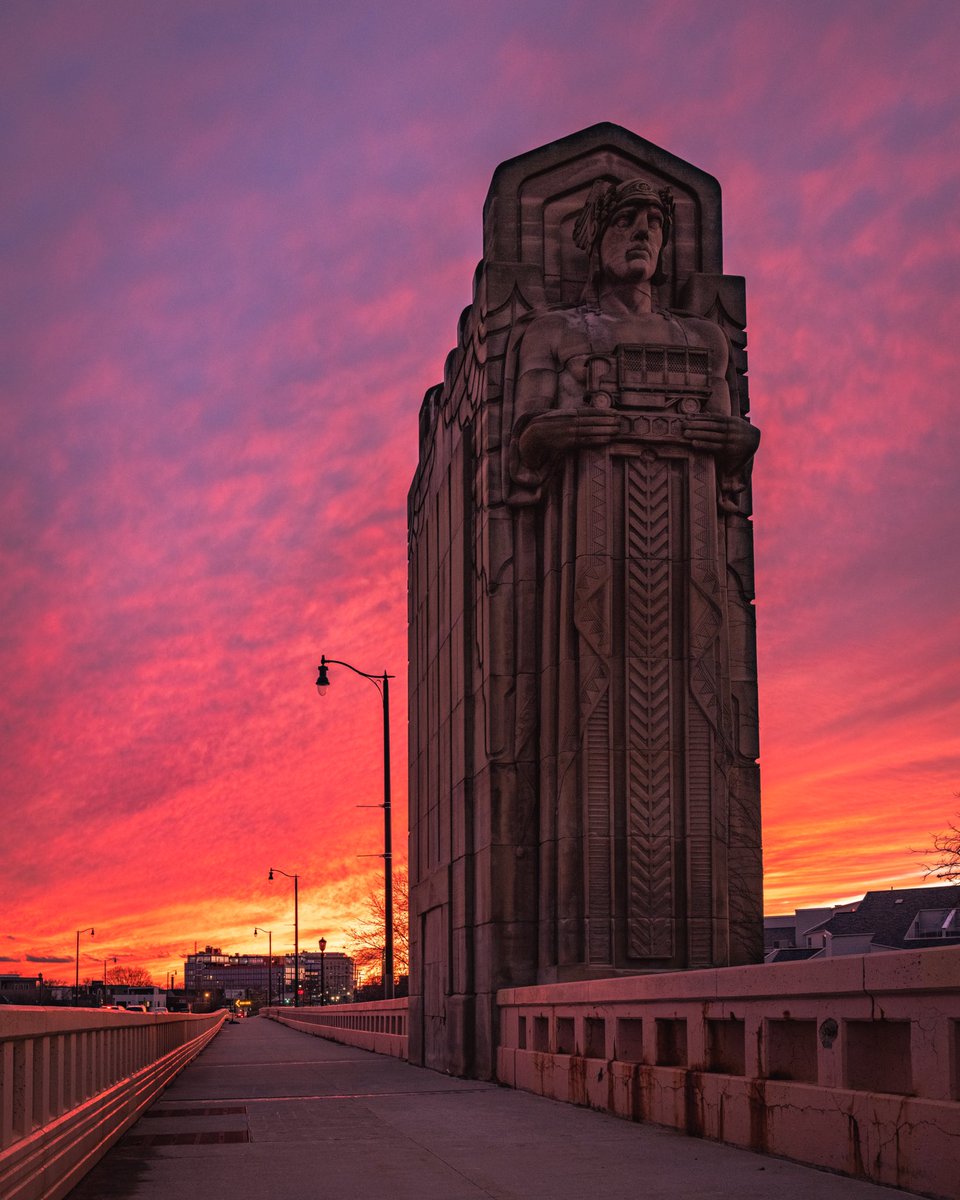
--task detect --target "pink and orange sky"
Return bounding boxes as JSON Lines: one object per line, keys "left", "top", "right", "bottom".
{"left": 2, "top": 1, "right": 959, "bottom": 985}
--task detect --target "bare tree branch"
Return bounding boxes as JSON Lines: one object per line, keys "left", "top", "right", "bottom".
{"left": 107, "top": 965, "right": 153, "bottom": 986}
{"left": 346, "top": 869, "right": 409, "bottom": 980}
{"left": 916, "top": 797, "right": 960, "bottom": 882}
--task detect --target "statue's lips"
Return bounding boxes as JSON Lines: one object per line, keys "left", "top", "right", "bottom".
{"left": 626, "top": 246, "right": 653, "bottom": 259}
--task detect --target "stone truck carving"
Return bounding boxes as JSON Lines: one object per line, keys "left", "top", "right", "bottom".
{"left": 408, "top": 125, "right": 762, "bottom": 1078}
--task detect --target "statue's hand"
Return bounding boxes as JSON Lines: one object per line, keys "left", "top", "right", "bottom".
{"left": 517, "top": 407, "right": 624, "bottom": 467}
{"left": 682, "top": 414, "right": 760, "bottom": 474}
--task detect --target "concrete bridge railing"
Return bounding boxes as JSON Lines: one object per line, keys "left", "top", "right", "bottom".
{"left": 263, "top": 998, "right": 408, "bottom": 1058}
{"left": 265, "top": 950, "right": 960, "bottom": 1196}
{"left": 0, "top": 1006, "right": 225, "bottom": 1200}
{"left": 497, "top": 946, "right": 960, "bottom": 1200}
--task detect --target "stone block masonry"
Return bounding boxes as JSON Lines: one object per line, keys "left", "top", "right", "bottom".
{"left": 408, "top": 122, "right": 761, "bottom": 1080}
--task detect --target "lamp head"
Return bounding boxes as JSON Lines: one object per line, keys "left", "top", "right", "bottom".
{"left": 268, "top": 868, "right": 274, "bottom": 881}
{"left": 319, "top": 937, "right": 326, "bottom": 952}
{"left": 316, "top": 662, "right": 330, "bottom": 694}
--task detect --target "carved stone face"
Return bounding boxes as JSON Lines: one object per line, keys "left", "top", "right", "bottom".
{"left": 598, "top": 200, "right": 664, "bottom": 285}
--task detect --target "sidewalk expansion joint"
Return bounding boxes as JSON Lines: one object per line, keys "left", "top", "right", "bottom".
{"left": 168, "top": 1085, "right": 492, "bottom": 1104}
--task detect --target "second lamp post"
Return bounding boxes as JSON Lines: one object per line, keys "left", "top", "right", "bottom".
{"left": 253, "top": 926, "right": 273, "bottom": 1007}
{"left": 316, "top": 655, "right": 394, "bottom": 999}
{"left": 74, "top": 926, "right": 94, "bottom": 1007}
{"left": 268, "top": 868, "right": 299, "bottom": 1006}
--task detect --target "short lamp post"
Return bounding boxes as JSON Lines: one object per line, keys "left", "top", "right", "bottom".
{"left": 102, "top": 955, "right": 117, "bottom": 1003}
{"left": 254, "top": 926, "right": 273, "bottom": 1007}
{"left": 316, "top": 655, "right": 394, "bottom": 999}
{"left": 319, "top": 937, "right": 327, "bottom": 1006}
{"left": 268, "top": 868, "right": 300, "bottom": 1005}
{"left": 74, "top": 927, "right": 94, "bottom": 1007}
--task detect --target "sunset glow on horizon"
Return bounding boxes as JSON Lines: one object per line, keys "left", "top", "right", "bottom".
{"left": 2, "top": 1, "right": 959, "bottom": 986}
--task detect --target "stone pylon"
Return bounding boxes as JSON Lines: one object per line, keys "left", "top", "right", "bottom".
{"left": 407, "top": 124, "right": 762, "bottom": 1079}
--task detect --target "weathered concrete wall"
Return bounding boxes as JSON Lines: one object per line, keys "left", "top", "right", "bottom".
{"left": 496, "top": 945, "right": 960, "bottom": 1200}
{"left": 263, "top": 1000, "right": 408, "bottom": 1059}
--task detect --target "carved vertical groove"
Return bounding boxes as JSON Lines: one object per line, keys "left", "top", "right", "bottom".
{"left": 581, "top": 453, "right": 612, "bottom": 965}
{"left": 586, "top": 690, "right": 612, "bottom": 963}
{"left": 625, "top": 454, "right": 674, "bottom": 959}
{"left": 686, "top": 707, "right": 713, "bottom": 965}
{"left": 687, "top": 455, "right": 721, "bottom": 966}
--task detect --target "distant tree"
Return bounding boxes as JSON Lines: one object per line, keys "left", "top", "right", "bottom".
{"left": 919, "top": 797, "right": 960, "bottom": 882}
{"left": 107, "top": 965, "right": 153, "bottom": 986}
{"left": 347, "top": 868, "right": 409, "bottom": 984}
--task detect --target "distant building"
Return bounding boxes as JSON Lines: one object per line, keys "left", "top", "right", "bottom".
{"left": 183, "top": 946, "right": 354, "bottom": 1002}
{"left": 0, "top": 974, "right": 41, "bottom": 1004}
{"left": 302, "top": 950, "right": 354, "bottom": 1003}
{"left": 763, "top": 904, "right": 857, "bottom": 961}
{"left": 765, "top": 886, "right": 960, "bottom": 961}
{"left": 111, "top": 986, "right": 168, "bottom": 1011}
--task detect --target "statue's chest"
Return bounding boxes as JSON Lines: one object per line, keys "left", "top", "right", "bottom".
{"left": 558, "top": 315, "right": 712, "bottom": 412}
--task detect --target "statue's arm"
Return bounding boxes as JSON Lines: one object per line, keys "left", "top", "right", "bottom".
{"left": 681, "top": 318, "right": 760, "bottom": 490}
{"left": 510, "top": 314, "right": 621, "bottom": 491}
{"left": 515, "top": 376, "right": 622, "bottom": 469}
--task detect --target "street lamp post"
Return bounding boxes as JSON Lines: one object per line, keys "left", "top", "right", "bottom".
{"left": 74, "top": 927, "right": 94, "bottom": 1007}
{"left": 268, "top": 868, "right": 299, "bottom": 1005}
{"left": 318, "top": 937, "right": 327, "bottom": 1006}
{"left": 101, "top": 955, "right": 117, "bottom": 1004}
{"left": 254, "top": 927, "right": 273, "bottom": 1007}
{"left": 316, "top": 655, "right": 394, "bottom": 999}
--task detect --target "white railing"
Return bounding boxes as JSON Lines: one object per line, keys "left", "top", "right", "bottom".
{"left": 0, "top": 1007, "right": 225, "bottom": 1200}
{"left": 497, "top": 946, "right": 960, "bottom": 1199}
{"left": 263, "top": 999, "right": 408, "bottom": 1058}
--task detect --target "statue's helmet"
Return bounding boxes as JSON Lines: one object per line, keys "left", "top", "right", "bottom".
{"left": 573, "top": 177, "right": 675, "bottom": 290}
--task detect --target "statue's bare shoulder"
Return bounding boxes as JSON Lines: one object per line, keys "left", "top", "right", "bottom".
{"left": 676, "top": 311, "right": 729, "bottom": 355}
{"left": 518, "top": 306, "right": 594, "bottom": 372}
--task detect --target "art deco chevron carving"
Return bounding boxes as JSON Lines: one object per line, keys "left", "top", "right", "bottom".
{"left": 625, "top": 454, "right": 674, "bottom": 958}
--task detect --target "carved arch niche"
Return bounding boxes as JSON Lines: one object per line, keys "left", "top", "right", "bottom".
{"left": 481, "top": 124, "right": 724, "bottom": 313}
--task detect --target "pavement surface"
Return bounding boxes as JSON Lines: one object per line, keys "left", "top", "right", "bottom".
{"left": 67, "top": 1016, "right": 920, "bottom": 1200}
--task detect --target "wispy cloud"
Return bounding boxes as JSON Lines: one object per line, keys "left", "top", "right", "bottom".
{"left": 1, "top": 1, "right": 958, "bottom": 979}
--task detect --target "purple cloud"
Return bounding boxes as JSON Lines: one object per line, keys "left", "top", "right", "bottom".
{"left": 1, "top": 1, "right": 958, "bottom": 974}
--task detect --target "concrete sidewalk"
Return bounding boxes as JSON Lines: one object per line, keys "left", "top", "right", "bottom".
{"left": 67, "top": 1016, "right": 918, "bottom": 1200}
